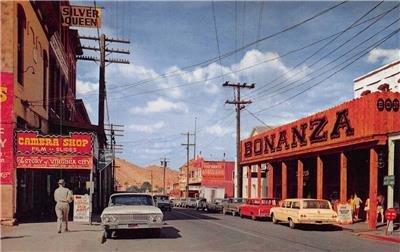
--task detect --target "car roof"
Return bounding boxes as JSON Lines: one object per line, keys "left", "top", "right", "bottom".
{"left": 110, "top": 193, "right": 152, "bottom": 197}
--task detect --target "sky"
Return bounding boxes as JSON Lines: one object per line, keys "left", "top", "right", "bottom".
{"left": 72, "top": 1, "right": 400, "bottom": 169}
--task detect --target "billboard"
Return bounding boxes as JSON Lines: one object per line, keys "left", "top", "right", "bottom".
{"left": 202, "top": 162, "right": 225, "bottom": 181}
{"left": 16, "top": 155, "right": 92, "bottom": 170}
{"left": 0, "top": 72, "right": 14, "bottom": 184}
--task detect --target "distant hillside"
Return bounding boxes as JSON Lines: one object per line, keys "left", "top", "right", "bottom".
{"left": 114, "top": 158, "right": 179, "bottom": 192}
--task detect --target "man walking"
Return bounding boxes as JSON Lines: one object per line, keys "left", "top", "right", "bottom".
{"left": 54, "top": 179, "right": 73, "bottom": 233}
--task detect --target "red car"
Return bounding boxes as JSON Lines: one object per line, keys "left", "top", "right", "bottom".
{"left": 238, "top": 198, "right": 279, "bottom": 220}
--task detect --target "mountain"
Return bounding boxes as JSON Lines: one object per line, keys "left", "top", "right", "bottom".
{"left": 114, "top": 158, "right": 179, "bottom": 193}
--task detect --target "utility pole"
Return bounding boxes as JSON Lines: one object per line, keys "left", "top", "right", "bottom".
{"left": 182, "top": 132, "right": 195, "bottom": 198}
{"left": 78, "top": 34, "right": 130, "bottom": 209}
{"left": 193, "top": 117, "right": 197, "bottom": 159}
{"left": 160, "top": 157, "right": 170, "bottom": 195}
{"left": 223, "top": 81, "right": 255, "bottom": 198}
{"left": 105, "top": 124, "right": 124, "bottom": 191}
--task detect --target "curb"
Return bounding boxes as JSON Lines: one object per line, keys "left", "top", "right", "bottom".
{"left": 357, "top": 233, "right": 400, "bottom": 244}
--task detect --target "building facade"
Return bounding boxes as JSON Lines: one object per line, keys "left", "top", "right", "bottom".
{"left": 240, "top": 91, "right": 399, "bottom": 231}
{"left": 178, "top": 157, "right": 234, "bottom": 198}
{"left": 0, "top": 1, "right": 103, "bottom": 224}
{"left": 354, "top": 60, "right": 399, "bottom": 97}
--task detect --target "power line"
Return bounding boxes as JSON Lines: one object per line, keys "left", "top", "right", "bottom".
{"left": 247, "top": 1, "right": 394, "bottom": 100}
{"left": 88, "top": 1, "right": 347, "bottom": 93}
{"left": 252, "top": 16, "right": 400, "bottom": 102}
{"left": 253, "top": 27, "right": 400, "bottom": 115}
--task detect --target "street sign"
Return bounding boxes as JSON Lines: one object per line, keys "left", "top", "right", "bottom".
{"left": 383, "top": 175, "right": 395, "bottom": 186}
{"left": 98, "top": 149, "right": 113, "bottom": 170}
{"left": 385, "top": 208, "right": 397, "bottom": 221}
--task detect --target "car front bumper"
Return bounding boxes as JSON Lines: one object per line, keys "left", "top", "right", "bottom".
{"left": 103, "top": 222, "right": 163, "bottom": 230}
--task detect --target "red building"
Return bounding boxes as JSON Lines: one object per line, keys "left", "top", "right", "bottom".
{"left": 179, "top": 157, "right": 234, "bottom": 198}
{"left": 240, "top": 91, "right": 400, "bottom": 231}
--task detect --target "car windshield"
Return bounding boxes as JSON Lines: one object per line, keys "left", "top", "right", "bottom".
{"left": 111, "top": 194, "right": 153, "bottom": 206}
{"left": 302, "top": 200, "right": 331, "bottom": 209}
{"left": 154, "top": 196, "right": 169, "bottom": 201}
{"left": 233, "top": 198, "right": 243, "bottom": 203}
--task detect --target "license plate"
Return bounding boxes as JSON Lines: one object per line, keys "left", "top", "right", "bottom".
{"left": 128, "top": 224, "right": 138, "bottom": 228}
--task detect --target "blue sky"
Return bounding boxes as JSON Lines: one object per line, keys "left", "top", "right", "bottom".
{"left": 72, "top": 1, "right": 400, "bottom": 169}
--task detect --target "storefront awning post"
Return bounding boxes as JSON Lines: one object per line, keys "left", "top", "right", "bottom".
{"left": 317, "top": 156, "right": 323, "bottom": 200}
{"left": 340, "top": 152, "right": 347, "bottom": 203}
{"left": 369, "top": 147, "right": 378, "bottom": 230}
{"left": 282, "top": 161, "right": 287, "bottom": 200}
{"left": 297, "top": 160, "right": 304, "bottom": 199}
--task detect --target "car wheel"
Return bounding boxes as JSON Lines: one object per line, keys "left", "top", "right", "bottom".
{"left": 272, "top": 214, "right": 278, "bottom": 224}
{"left": 289, "top": 218, "right": 296, "bottom": 229}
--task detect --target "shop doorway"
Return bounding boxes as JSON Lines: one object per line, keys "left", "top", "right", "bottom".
{"left": 273, "top": 162, "right": 282, "bottom": 199}
{"left": 287, "top": 160, "right": 297, "bottom": 198}
{"left": 302, "top": 157, "right": 317, "bottom": 198}
{"left": 16, "top": 169, "right": 90, "bottom": 222}
{"left": 322, "top": 154, "right": 340, "bottom": 204}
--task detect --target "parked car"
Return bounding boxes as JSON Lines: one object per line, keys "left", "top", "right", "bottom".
{"left": 101, "top": 193, "right": 164, "bottom": 238}
{"left": 270, "top": 198, "right": 338, "bottom": 229}
{"left": 153, "top": 195, "right": 172, "bottom": 211}
{"left": 195, "top": 198, "right": 207, "bottom": 211}
{"left": 238, "top": 198, "right": 278, "bottom": 220}
{"left": 206, "top": 198, "right": 229, "bottom": 213}
{"left": 185, "top": 197, "right": 198, "bottom": 208}
{"left": 222, "top": 198, "right": 245, "bottom": 216}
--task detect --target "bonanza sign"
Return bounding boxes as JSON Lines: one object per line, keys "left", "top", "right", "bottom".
{"left": 0, "top": 72, "right": 14, "bottom": 184}
{"left": 16, "top": 131, "right": 92, "bottom": 155}
{"left": 241, "top": 92, "right": 400, "bottom": 164}
{"left": 61, "top": 5, "right": 101, "bottom": 28}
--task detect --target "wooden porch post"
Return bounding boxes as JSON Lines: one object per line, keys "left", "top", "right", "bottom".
{"left": 340, "top": 152, "right": 347, "bottom": 203}
{"left": 282, "top": 161, "right": 287, "bottom": 200}
{"left": 257, "top": 163, "right": 261, "bottom": 198}
{"left": 297, "top": 159, "right": 303, "bottom": 198}
{"left": 369, "top": 147, "right": 378, "bottom": 230}
{"left": 248, "top": 166, "right": 251, "bottom": 199}
{"left": 268, "top": 163, "right": 274, "bottom": 198}
{"left": 317, "top": 155, "right": 323, "bottom": 199}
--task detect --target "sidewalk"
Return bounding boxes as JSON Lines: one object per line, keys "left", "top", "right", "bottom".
{"left": 1, "top": 221, "right": 106, "bottom": 251}
{"left": 337, "top": 221, "right": 400, "bottom": 244}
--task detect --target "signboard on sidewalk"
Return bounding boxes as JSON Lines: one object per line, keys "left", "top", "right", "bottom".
{"left": 73, "top": 195, "right": 90, "bottom": 222}
{"left": 336, "top": 203, "right": 353, "bottom": 224}
{"left": 0, "top": 72, "right": 14, "bottom": 184}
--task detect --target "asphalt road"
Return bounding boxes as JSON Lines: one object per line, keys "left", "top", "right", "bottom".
{"left": 103, "top": 208, "right": 399, "bottom": 252}
{"left": 2, "top": 208, "right": 399, "bottom": 251}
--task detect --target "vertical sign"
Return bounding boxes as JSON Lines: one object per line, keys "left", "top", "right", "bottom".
{"left": 0, "top": 72, "right": 14, "bottom": 184}
{"left": 73, "top": 195, "right": 90, "bottom": 222}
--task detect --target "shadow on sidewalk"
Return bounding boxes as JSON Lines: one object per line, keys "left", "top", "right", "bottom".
{"left": 1, "top": 235, "right": 30, "bottom": 240}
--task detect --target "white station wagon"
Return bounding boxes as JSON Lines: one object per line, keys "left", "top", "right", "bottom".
{"left": 101, "top": 193, "right": 164, "bottom": 238}
{"left": 270, "top": 198, "right": 338, "bottom": 229}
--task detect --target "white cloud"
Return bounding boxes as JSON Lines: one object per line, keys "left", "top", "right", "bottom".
{"left": 206, "top": 124, "right": 234, "bottom": 137}
{"left": 76, "top": 79, "right": 98, "bottom": 95}
{"left": 130, "top": 97, "right": 188, "bottom": 114}
{"left": 128, "top": 121, "right": 166, "bottom": 133}
{"left": 367, "top": 48, "right": 400, "bottom": 65}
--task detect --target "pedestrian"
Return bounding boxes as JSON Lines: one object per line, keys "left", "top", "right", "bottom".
{"left": 377, "top": 194, "right": 385, "bottom": 223}
{"left": 54, "top": 179, "right": 73, "bottom": 233}
{"left": 353, "top": 193, "right": 362, "bottom": 221}
{"left": 348, "top": 194, "right": 355, "bottom": 219}
{"left": 364, "top": 198, "right": 370, "bottom": 223}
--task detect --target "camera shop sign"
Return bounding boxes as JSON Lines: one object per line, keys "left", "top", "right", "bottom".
{"left": 15, "top": 131, "right": 93, "bottom": 170}
{"left": 241, "top": 92, "right": 400, "bottom": 162}
{"left": 61, "top": 5, "right": 101, "bottom": 28}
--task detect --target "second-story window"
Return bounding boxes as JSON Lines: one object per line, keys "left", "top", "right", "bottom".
{"left": 17, "top": 4, "right": 26, "bottom": 85}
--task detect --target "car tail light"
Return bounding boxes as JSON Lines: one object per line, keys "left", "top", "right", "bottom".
{"left": 300, "top": 214, "right": 307, "bottom": 218}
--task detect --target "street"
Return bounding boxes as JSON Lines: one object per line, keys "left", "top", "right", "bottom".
{"left": 1, "top": 208, "right": 399, "bottom": 252}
